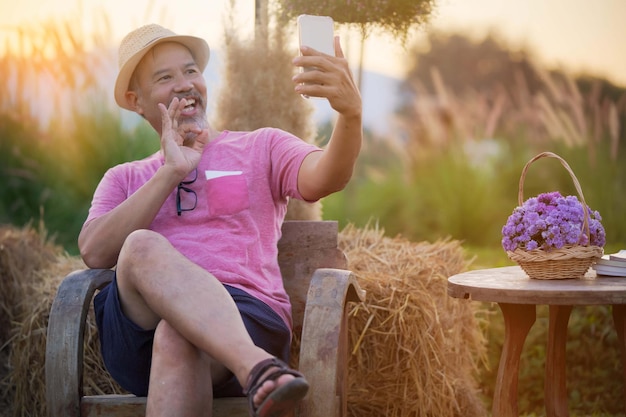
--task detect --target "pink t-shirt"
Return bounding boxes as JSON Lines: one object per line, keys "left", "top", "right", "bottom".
{"left": 86, "top": 128, "right": 321, "bottom": 329}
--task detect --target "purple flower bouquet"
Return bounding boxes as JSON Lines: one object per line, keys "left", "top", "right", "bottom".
{"left": 503, "top": 152, "right": 605, "bottom": 279}
{"left": 502, "top": 191, "right": 606, "bottom": 252}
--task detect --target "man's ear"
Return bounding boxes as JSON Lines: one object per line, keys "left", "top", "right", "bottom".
{"left": 125, "top": 91, "right": 143, "bottom": 114}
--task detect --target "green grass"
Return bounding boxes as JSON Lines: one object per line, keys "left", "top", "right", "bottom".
{"left": 463, "top": 245, "right": 516, "bottom": 270}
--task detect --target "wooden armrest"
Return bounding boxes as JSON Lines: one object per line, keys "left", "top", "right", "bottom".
{"left": 46, "top": 269, "right": 114, "bottom": 417}
{"left": 298, "top": 268, "right": 365, "bottom": 417}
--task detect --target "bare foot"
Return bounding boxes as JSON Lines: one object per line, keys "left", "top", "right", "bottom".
{"left": 252, "top": 371, "right": 295, "bottom": 408}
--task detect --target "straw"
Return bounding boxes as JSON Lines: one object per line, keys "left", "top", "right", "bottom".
{"left": 340, "top": 223, "right": 487, "bottom": 417}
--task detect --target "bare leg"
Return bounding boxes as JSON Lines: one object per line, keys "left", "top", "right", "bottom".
{"left": 146, "top": 321, "right": 220, "bottom": 417}
{"left": 115, "top": 230, "right": 296, "bottom": 414}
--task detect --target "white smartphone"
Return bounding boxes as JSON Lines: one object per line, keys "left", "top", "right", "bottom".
{"left": 297, "top": 14, "right": 335, "bottom": 57}
{"left": 297, "top": 15, "right": 335, "bottom": 98}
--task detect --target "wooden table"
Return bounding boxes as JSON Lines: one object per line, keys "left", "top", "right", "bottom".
{"left": 447, "top": 266, "right": 626, "bottom": 417}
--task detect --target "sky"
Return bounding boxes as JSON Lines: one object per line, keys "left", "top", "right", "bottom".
{"left": 1, "top": 0, "right": 625, "bottom": 87}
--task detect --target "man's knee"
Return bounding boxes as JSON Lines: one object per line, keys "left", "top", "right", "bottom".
{"left": 117, "top": 229, "right": 168, "bottom": 272}
{"left": 121, "top": 229, "right": 165, "bottom": 258}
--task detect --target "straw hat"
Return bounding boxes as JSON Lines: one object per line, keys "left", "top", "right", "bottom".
{"left": 114, "top": 24, "right": 210, "bottom": 110}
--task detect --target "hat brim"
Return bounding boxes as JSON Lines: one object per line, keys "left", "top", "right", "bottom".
{"left": 114, "top": 35, "right": 210, "bottom": 110}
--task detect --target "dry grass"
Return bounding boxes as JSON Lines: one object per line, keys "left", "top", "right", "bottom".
{"left": 213, "top": 4, "right": 316, "bottom": 140}
{"left": 7, "top": 255, "right": 125, "bottom": 417}
{"left": 402, "top": 63, "right": 624, "bottom": 166}
{"left": 0, "top": 18, "right": 113, "bottom": 130}
{"left": 340, "top": 223, "right": 487, "bottom": 417}
{"left": 0, "top": 223, "right": 59, "bottom": 343}
{"left": 0, "top": 225, "right": 123, "bottom": 417}
{"left": 0, "top": 224, "right": 62, "bottom": 417}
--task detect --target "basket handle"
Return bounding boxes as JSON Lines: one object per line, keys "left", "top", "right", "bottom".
{"left": 518, "top": 151, "right": 591, "bottom": 243}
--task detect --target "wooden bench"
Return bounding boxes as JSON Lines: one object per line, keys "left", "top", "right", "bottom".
{"left": 46, "top": 220, "right": 365, "bottom": 417}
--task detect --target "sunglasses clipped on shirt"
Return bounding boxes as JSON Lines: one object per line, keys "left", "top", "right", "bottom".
{"left": 176, "top": 168, "right": 198, "bottom": 216}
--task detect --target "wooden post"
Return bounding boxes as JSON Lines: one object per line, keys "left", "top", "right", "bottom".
{"left": 254, "top": 0, "right": 268, "bottom": 43}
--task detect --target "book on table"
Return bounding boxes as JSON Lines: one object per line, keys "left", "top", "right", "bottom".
{"left": 593, "top": 250, "right": 626, "bottom": 276}
{"left": 608, "top": 249, "right": 626, "bottom": 262}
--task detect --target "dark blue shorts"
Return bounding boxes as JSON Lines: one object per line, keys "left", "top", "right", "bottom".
{"left": 93, "top": 273, "right": 291, "bottom": 397}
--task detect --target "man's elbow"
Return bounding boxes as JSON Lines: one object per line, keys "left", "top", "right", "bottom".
{"left": 80, "top": 250, "right": 108, "bottom": 270}
{"left": 329, "top": 177, "right": 351, "bottom": 195}
{"left": 304, "top": 177, "right": 351, "bottom": 201}
{"left": 79, "top": 240, "right": 116, "bottom": 270}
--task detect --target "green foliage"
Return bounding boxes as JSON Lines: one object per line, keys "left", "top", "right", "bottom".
{"left": 0, "top": 107, "right": 158, "bottom": 254}
{"left": 0, "top": 115, "right": 50, "bottom": 227}
{"left": 324, "top": 136, "right": 626, "bottom": 249}
{"left": 405, "top": 146, "right": 506, "bottom": 244}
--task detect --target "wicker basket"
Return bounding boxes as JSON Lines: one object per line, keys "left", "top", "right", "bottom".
{"left": 506, "top": 152, "right": 603, "bottom": 279}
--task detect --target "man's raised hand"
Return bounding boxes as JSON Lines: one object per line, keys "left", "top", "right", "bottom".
{"left": 158, "top": 98, "right": 208, "bottom": 180}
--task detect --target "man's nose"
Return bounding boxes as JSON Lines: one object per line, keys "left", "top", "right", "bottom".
{"left": 173, "top": 74, "right": 193, "bottom": 91}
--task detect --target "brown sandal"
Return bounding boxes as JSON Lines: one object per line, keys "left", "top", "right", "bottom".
{"left": 243, "top": 357, "right": 309, "bottom": 417}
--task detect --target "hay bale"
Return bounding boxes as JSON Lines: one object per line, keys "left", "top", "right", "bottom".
{"left": 0, "top": 224, "right": 62, "bottom": 417}
{"left": 0, "top": 225, "right": 122, "bottom": 417}
{"left": 340, "top": 224, "right": 487, "bottom": 417}
{"left": 8, "top": 253, "right": 124, "bottom": 417}
{"left": 0, "top": 224, "right": 59, "bottom": 343}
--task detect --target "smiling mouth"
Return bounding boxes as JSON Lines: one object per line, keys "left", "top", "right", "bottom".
{"left": 181, "top": 98, "right": 197, "bottom": 116}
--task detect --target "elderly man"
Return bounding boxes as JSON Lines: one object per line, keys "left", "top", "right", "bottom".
{"left": 78, "top": 24, "right": 361, "bottom": 417}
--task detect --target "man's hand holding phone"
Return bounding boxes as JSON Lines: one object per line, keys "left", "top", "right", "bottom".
{"left": 293, "top": 15, "right": 361, "bottom": 118}
{"left": 295, "top": 15, "right": 336, "bottom": 99}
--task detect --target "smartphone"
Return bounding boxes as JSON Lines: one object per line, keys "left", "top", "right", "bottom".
{"left": 297, "top": 14, "right": 335, "bottom": 57}
{"left": 297, "top": 15, "right": 334, "bottom": 98}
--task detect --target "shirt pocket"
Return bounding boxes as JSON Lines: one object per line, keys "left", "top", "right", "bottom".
{"left": 204, "top": 172, "right": 250, "bottom": 217}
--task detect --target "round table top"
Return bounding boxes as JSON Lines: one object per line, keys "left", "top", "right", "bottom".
{"left": 448, "top": 266, "right": 626, "bottom": 305}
